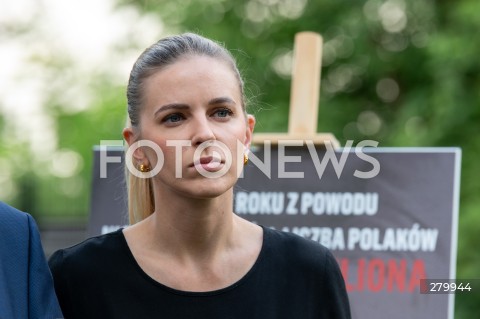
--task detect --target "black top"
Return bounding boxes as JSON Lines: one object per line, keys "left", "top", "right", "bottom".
{"left": 49, "top": 226, "right": 350, "bottom": 319}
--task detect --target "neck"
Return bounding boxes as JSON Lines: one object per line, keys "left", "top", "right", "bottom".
{"left": 148, "top": 189, "right": 236, "bottom": 261}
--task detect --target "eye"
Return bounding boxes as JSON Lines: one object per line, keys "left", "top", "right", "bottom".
{"left": 162, "top": 113, "right": 185, "bottom": 124}
{"left": 212, "top": 108, "right": 233, "bottom": 118}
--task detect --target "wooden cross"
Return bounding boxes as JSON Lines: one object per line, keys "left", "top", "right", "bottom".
{"left": 252, "top": 32, "right": 339, "bottom": 148}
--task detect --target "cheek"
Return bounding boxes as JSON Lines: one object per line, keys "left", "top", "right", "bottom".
{"left": 226, "top": 132, "right": 247, "bottom": 166}
{"left": 232, "top": 124, "right": 249, "bottom": 147}
{"left": 138, "top": 130, "right": 169, "bottom": 163}
{"left": 161, "top": 146, "right": 179, "bottom": 164}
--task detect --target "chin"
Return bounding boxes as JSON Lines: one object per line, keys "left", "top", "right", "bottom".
{"left": 177, "top": 179, "right": 234, "bottom": 200}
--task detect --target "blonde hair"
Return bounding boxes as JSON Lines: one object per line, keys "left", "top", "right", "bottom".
{"left": 125, "top": 166, "right": 155, "bottom": 224}
{"left": 125, "top": 33, "right": 246, "bottom": 224}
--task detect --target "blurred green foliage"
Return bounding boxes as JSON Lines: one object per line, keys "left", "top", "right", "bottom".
{"left": 0, "top": 0, "right": 479, "bottom": 317}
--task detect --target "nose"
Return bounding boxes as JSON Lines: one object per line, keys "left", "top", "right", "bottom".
{"left": 191, "top": 117, "right": 216, "bottom": 146}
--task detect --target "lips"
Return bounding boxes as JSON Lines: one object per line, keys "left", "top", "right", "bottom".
{"left": 191, "top": 155, "right": 224, "bottom": 172}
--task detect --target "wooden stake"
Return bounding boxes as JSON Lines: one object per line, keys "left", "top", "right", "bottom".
{"left": 252, "top": 32, "right": 339, "bottom": 148}
{"left": 288, "top": 31, "right": 322, "bottom": 136}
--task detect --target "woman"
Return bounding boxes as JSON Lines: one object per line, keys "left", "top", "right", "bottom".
{"left": 49, "top": 33, "right": 350, "bottom": 318}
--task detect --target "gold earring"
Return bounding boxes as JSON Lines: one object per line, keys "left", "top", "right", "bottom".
{"left": 139, "top": 164, "right": 151, "bottom": 172}
{"left": 243, "top": 153, "right": 249, "bottom": 165}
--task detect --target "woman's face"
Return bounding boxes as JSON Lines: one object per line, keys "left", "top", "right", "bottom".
{"left": 124, "top": 55, "right": 255, "bottom": 199}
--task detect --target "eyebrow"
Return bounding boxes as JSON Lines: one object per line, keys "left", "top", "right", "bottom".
{"left": 154, "top": 103, "right": 190, "bottom": 117}
{"left": 154, "top": 97, "right": 236, "bottom": 117}
{"left": 208, "top": 97, "right": 236, "bottom": 106}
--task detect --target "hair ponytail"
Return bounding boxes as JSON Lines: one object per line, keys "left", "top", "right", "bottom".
{"left": 125, "top": 166, "right": 154, "bottom": 224}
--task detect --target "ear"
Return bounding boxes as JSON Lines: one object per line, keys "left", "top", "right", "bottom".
{"left": 123, "top": 127, "right": 147, "bottom": 162}
{"left": 244, "top": 114, "right": 256, "bottom": 149}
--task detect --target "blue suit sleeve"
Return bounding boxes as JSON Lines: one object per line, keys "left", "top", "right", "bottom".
{"left": 26, "top": 214, "right": 64, "bottom": 319}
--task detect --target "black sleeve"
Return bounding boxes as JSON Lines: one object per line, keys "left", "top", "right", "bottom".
{"left": 49, "top": 249, "right": 73, "bottom": 319}
{"left": 322, "top": 249, "right": 351, "bottom": 319}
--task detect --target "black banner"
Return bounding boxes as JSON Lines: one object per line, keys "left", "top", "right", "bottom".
{"left": 88, "top": 145, "right": 461, "bottom": 319}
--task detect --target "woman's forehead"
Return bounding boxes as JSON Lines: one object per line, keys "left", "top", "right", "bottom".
{"left": 159, "top": 55, "right": 235, "bottom": 78}
{"left": 142, "top": 56, "right": 242, "bottom": 107}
